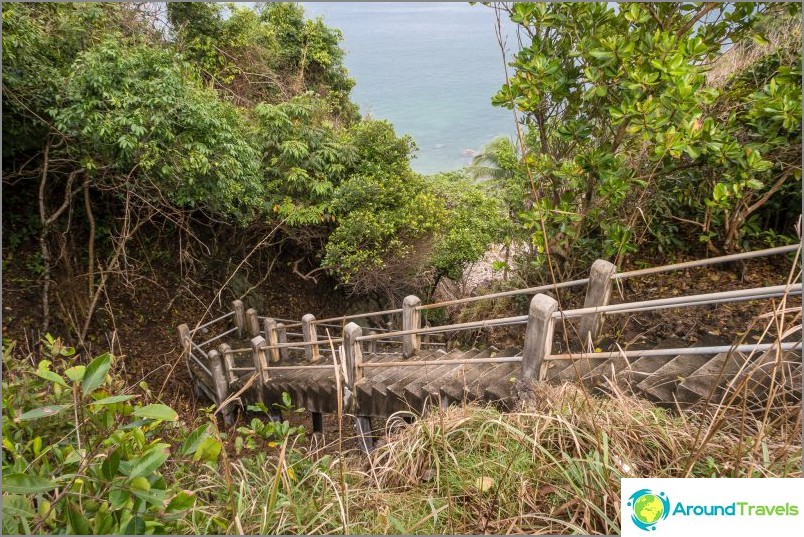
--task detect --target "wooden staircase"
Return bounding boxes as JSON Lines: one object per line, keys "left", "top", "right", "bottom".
{"left": 179, "top": 244, "right": 802, "bottom": 450}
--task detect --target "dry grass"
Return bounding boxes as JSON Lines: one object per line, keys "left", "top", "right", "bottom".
{"left": 178, "top": 374, "right": 801, "bottom": 535}
{"left": 707, "top": 16, "right": 801, "bottom": 88}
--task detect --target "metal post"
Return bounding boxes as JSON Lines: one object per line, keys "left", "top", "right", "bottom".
{"left": 579, "top": 259, "right": 616, "bottom": 346}
{"left": 402, "top": 295, "right": 421, "bottom": 358}
{"left": 301, "top": 314, "right": 319, "bottom": 361}
{"left": 522, "top": 294, "right": 558, "bottom": 381}
{"left": 232, "top": 300, "right": 246, "bottom": 339}
{"left": 262, "top": 317, "right": 280, "bottom": 363}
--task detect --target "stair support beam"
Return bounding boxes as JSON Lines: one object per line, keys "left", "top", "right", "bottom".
{"left": 275, "top": 323, "right": 289, "bottom": 361}
{"left": 522, "top": 293, "right": 559, "bottom": 381}
{"left": 344, "top": 322, "right": 373, "bottom": 451}
{"left": 218, "top": 343, "right": 237, "bottom": 385}
{"left": 208, "top": 349, "right": 234, "bottom": 425}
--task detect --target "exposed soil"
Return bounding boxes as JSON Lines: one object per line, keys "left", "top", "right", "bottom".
{"left": 1, "top": 246, "right": 352, "bottom": 424}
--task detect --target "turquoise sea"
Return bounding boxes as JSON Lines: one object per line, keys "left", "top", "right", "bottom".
{"left": 303, "top": 2, "right": 518, "bottom": 175}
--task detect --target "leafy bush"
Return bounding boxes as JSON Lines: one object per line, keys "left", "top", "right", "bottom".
{"left": 493, "top": 2, "right": 801, "bottom": 280}
{"left": 1, "top": 337, "right": 219, "bottom": 534}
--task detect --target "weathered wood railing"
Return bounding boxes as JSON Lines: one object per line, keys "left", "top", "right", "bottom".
{"left": 179, "top": 244, "right": 801, "bottom": 430}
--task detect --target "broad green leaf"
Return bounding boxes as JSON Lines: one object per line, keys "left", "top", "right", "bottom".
{"left": 101, "top": 449, "right": 121, "bottom": 480}
{"left": 67, "top": 501, "right": 91, "bottom": 535}
{"left": 15, "top": 404, "right": 71, "bottom": 422}
{"left": 132, "top": 404, "right": 178, "bottom": 422}
{"left": 34, "top": 369, "right": 68, "bottom": 388}
{"left": 2, "top": 474, "right": 58, "bottom": 494}
{"left": 94, "top": 510, "right": 114, "bottom": 535}
{"left": 124, "top": 516, "right": 146, "bottom": 535}
{"left": 90, "top": 394, "right": 136, "bottom": 406}
{"left": 64, "top": 366, "right": 85, "bottom": 383}
{"left": 82, "top": 352, "right": 112, "bottom": 394}
{"left": 179, "top": 423, "right": 210, "bottom": 456}
{"left": 166, "top": 490, "right": 197, "bottom": 512}
{"left": 589, "top": 49, "right": 614, "bottom": 61}
{"left": 109, "top": 488, "right": 131, "bottom": 509}
{"left": 132, "top": 487, "right": 169, "bottom": 507}
{"left": 124, "top": 444, "right": 170, "bottom": 478}
{"left": 193, "top": 436, "right": 222, "bottom": 465}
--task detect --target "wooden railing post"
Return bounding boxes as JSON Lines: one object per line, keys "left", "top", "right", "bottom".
{"left": 367, "top": 330, "right": 377, "bottom": 354}
{"left": 275, "top": 322, "right": 289, "bottom": 361}
{"left": 301, "top": 314, "right": 319, "bottom": 361}
{"left": 522, "top": 294, "right": 558, "bottom": 381}
{"left": 262, "top": 317, "right": 280, "bottom": 363}
{"left": 342, "top": 322, "right": 364, "bottom": 392}
{"left": 178, "top": 323, "right": 191, "bottom": 352}
{"left": 250, "top": 335, "right": 270, "bottom": 404}
{"left": 218, "top": 343, "right": 237, "bottom": 385}
{"left": 402, "top": 295, "right": 422, "bottom": 358}
{"left": 579, "top": 259, "right": 617, "bottom": 346}
{"left": 232, "top": 300, "right": 246, "bottom": 338}
{"left": 343, "top": 322, "right": 372, "bottom": 453}
{"left": 208, "top": 349, "right": 233, "bottom": 425}
{"left": 245, "top": 307, "right": 261, "bottom": 338}
{"left": 178, "top": 323, "right": 193, "bottom": 380}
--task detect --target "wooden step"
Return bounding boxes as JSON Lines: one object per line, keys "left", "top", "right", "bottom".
{"left": 364, "top": 352, "right": 437, "bottom": 417}
{"left": 732, "top": 350, "right": 802, "bottom": 402}
{"left": 552, "top": 355, "right": 607, "bottom": 383}
{"left": 402, "top": 349, "right": 482, "bottom": 413}
{"left": 635, "top": 353, "right": 712, "bottom": 403}
{"left": 385, "top": 349, "right": 466, "bottom": 414}
{"left": 481, "top": 363, "right": 521, "bottom": 409}
{"left": 439, "top": 347, "right": 517, "bottom": 404}
{"left": 420, "top": 348, "right": 505, "bottom": 406}
{"left": 677, "top": 351, "right": 752, "bottom": 402}
{"left": 584, "top": 353, "right": 632, "bottom": 392}
{"left": 616, "top": 337, "right": 690, "bottom": 394}
{"left": 355, "top": 353, "right": 406, "bottom": 413}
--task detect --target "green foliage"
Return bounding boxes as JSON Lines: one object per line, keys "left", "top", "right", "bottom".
{"left": 1, "top": 338, "right": 205, "bottom": 534}
{"left": 256, "top": 93, "right": 355, "bottom": 226}
{"left": 235, "top": 396, "right": 306, "bottom": 454}
{"left": 167, "top": 2, "right": 358, "bottom": 120}
{"left": 427, "top": 171, "right": 507, "bottom": 281}
{"left": 50, "top": 39, "right": 263, "bottom": 218}
{"left": 495, "top": 2, "right": 801, "bottom": 277}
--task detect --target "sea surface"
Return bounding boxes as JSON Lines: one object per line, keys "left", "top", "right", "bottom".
{"left": 303, "top": 2, "right": 518, "bottom": 175}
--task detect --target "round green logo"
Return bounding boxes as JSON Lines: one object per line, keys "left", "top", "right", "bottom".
{"left": 628, "top": 489, "right": 670, "bottom": 531}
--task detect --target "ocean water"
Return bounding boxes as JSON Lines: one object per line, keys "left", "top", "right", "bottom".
{"left": 302, "top": 2, "right": 518, "bottom": 175}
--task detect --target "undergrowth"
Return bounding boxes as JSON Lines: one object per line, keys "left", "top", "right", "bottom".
{"left": 3, "top": 336, "right": 801, "bottom": 535}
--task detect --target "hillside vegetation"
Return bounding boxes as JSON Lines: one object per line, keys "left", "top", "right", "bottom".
{"left": 2, "top": 2, "right": 802, "bottom": 535}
